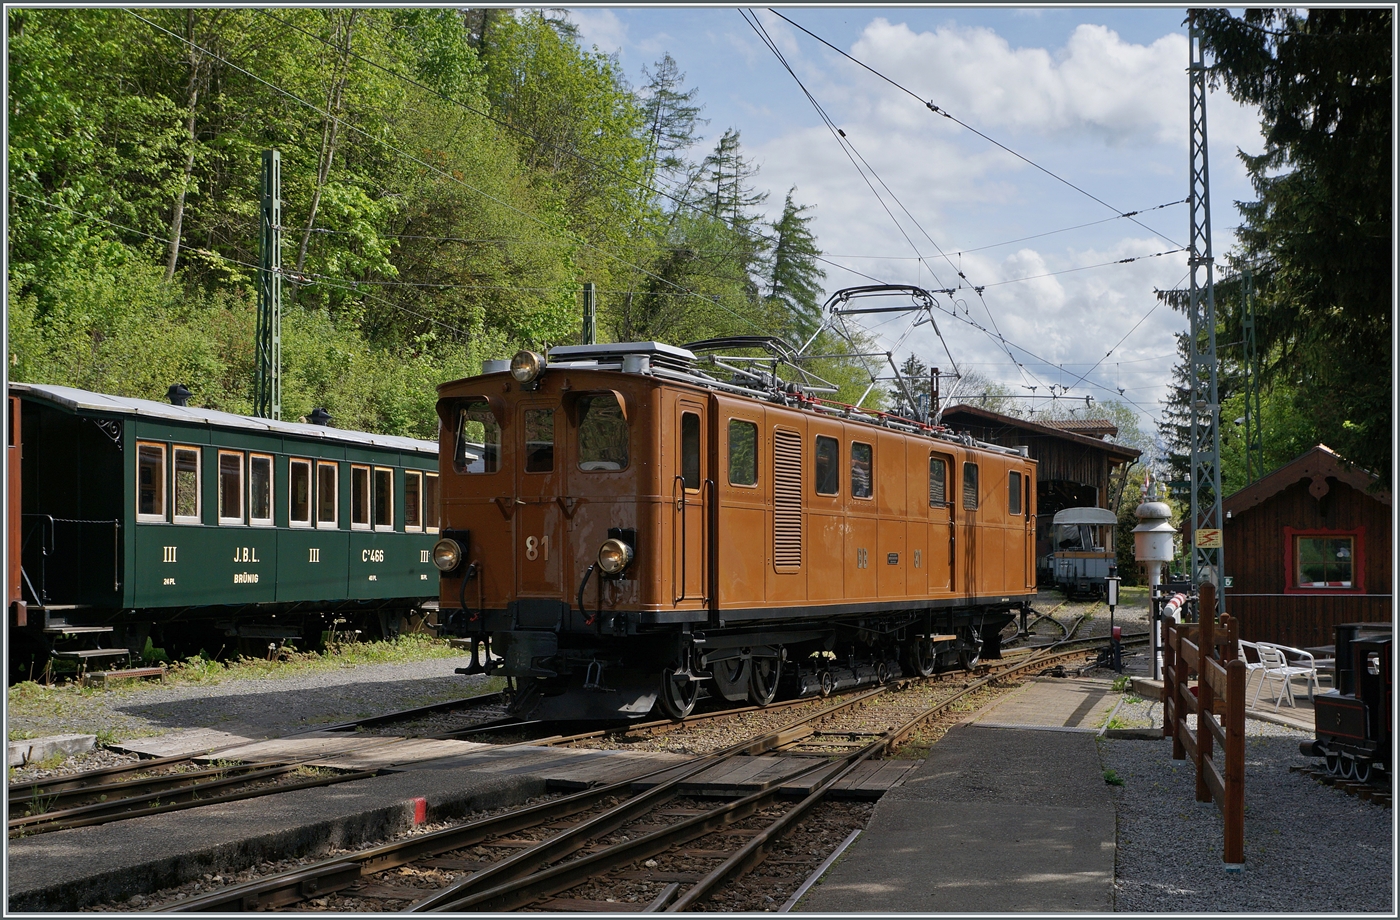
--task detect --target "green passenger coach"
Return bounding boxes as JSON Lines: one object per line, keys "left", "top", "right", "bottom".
{"left": 9, "top": 382, "right": 452, "bottom": 673}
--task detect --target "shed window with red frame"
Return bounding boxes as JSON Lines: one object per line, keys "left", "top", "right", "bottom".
{"left": 1284, "top": 527, "right": 1364, "bottom": 593}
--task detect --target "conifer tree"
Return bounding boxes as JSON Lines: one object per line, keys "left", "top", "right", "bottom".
{"left": 766, "top": 188, "right": 826, "bottom": 341}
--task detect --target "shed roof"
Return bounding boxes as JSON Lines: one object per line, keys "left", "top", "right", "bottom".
{"left": 1052, "top": 507, "right": 1120, "bottom": 526}
{"left": 1223, "top": 444, "right": 1390, "bottom": 516}
{"left": 11, "top": 383, "right": 439, "bottom": 456}
{"left": 937, "top": 404, "right": 1140, "bottom": 464}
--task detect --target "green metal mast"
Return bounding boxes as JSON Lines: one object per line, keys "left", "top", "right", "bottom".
{"left": 255, "top": 149, "right": 282, "bottom": 420}
{"left": 1187, "top": 20, "right": 1225, "bottom": 613}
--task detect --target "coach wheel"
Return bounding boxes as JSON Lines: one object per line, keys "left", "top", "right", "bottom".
{"left": 1325, "top": 753, "right": 1341, "bottom": 776}
{"left": 959, "top": 648, "right": 981, "bottom": 672}
{"left": 749, "top": 658, "right": 781, "bottom": 707}
{"left": 876, "top": 661, "right": 891, "bottom": 684}
{"left": 907, "top": 639, "right": 936, "bottom": 678}
{"left": 819, "top": 670, "right": 835, "bottom": 698}
{"left": 1354, "top": 759, "right": 1374, "bottom": 784}
{"left": 658, "top": 668, "right": 698, "bottom": 721}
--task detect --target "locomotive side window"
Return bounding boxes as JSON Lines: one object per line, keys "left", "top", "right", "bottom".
{"left": 523, "top": 408, "right": 555, "bottom": 472}
{"left": 1008, "top": 471, "right": 1022, "bottom": 516}
{"left": 456, "top": 399, "right": 500, "bottom": 473}
{"left": 316, "top": 462, "right": 338, "bottom": 528}
{"left": 728, "top": 419, "right": 758, "bottom": 486}
{"left": 289, "top": 459, "right": 312, "bottom": 527}
{"left": 850, "top": 442, "right": 873, "bottom": 500}
{"left": 814, "top": 435, "right": 840, "bottom": 495}
{"left": 373, "top": 467, "right": 394, "bottom": 531}
{"left": 404, "top": 470, "right": 423, "bottom": 531}
{"left": 928, "top": 454, "right": 947, "bottom": 507}
{"left": 173, "top": 446, "right": 201, "bottom": 524}
{"left": 681, "top": 412, "right": 700, "bottom": 489}
{"left": 137, "top": 442, "right": 167, "bottom": 522}
{"left": 218, "top": 451, "right": 244, "bottom": 524}
{"left": 424, "top": 472, "right": 440, "bottom": 532}
{"left": 351, "top": 465, "right": 371, "bottom": 529}
{"left": 577, "top": 393, "right": 628, "bottom": 471}
{"left": 249, "top": 454, "right": 274, "bottom": 526}
{"left": 962, "top": 462, "right": 979, "bottom": 510}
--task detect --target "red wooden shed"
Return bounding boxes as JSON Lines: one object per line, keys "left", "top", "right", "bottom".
{"left": 1222, "top": 445, "right": 1392, "bottom": 648}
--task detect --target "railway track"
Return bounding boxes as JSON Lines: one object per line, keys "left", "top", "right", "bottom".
{"left": 147, "top": 633, "right": 1121, "bottom": 912}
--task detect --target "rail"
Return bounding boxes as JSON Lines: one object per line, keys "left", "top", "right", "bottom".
{"left": 1162, "top": 583, "right": 1246, "bottom": 867}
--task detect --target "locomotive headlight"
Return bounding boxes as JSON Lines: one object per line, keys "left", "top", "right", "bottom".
{"left": 510, "top": 350, "right": 546, "bottom": 383}
{"left": 432, "top": 537, "right": 464, "bottom": 573}
{"left": 597, "top": 538, "right": 634, "bottom": 575}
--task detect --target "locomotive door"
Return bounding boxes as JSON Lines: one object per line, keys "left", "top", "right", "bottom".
{"left": 1023, "top": 469, "right": 1035, "bottom": 591}
{"left": 671, "top": 398, "right": 708, "bottom": 607}
{"left": 514, "top": 402, "right": 564, "bottom": 603}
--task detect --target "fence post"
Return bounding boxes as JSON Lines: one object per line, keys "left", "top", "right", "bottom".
{"left": 1224, "top": 656, "right": 1246, "bottom": 865}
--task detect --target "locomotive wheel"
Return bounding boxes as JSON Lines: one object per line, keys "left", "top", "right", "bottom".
{"left": 876, "top": 661, "right": 891, "bottom": 684}
{"left": 658, "top": 668, "right": 698, "bottom": 721}
{"left": 819, "top": 669, "right": 835, "bottom": 697}
{"left": 959, "top": 648, "right": 981, "bottom": 672}
{"left": 748, "top": 657, "right": 780, "bottom": 707}
{"left": 1340, "top": 755, "right": 1357, "bottom": 780}
{"left": 1325, "top": 753, "right": 1341, "bottom": 775}
{"left": 1354, "top": 759, "right": 1374, "bottom": 784}
{"left": 711, "top": 658, "right": 752, "bottom": 702}
{"left": 906, "top": 639, "right": 936, "bottom": 678}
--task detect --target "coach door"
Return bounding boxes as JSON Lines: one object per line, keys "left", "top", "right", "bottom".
{"left": 514, "top": 402, "right": 564, "bottom": 605}
{"left": 671, "top": 397, "right": 709, "bottom": 608}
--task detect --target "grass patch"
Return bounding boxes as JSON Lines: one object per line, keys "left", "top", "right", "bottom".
{"left": 161, "top": 633, "right": 462, "bottom": 687}
{"left": 1103, "top": 769, "right": 1125, "bottom": 786}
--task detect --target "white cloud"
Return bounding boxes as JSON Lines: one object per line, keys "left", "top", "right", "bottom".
{"left": 566, "top": 9, "right": 629, "bottom": 56}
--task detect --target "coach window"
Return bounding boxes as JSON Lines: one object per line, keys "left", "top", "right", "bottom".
{"left": 524, "top": 408, "right": 555, "bottom": 472}
{"left": 137, "top": 442, "right": 167, "bottom": 522}
{"left": 851, "top": 442, "right": 873, "bottom": 500}
{"left": 218, "top": 451, "right": 244, "bottom": 524}
{"left": 928, "top": 454, "right": 948, "bottom": 507}
{"left": 1009, "top": 471, "right": 1022, "bottom": 516}
{"left": 173, "top": 446, "right": 201, "bottom": 524}
{"left": 962, "top": 462, "right": 979, "bottom": 511}
{"left": 681, "top": 412, "right": 701, "bottom": 489}
{"left": 814, "top": 435, "right": 840, "bottom": 495}
{"left": 373, "top": 467, "right": 394, "bottom": 531}
{"left": 405, "top": 470, "right": 423, "bottom": 532}
{"left": 577, "top": 393, "right": 629, "bottom": 471}
{"left": 351, "top": 464, "right": 371, "bottom": 530}
{"left": 249, "top": 454, "right": 274, "bottom": 526}
{"left": 456, "top": 399, "right": 500, "bottom": 474}
{"left": 316, "top": 462, "right": 339, "bottom": 529}
{"left": 289, "top": 459, "right": 312, "bottom": 527}
{"left": 424, "top": 473, "right": 440, "bottom": 533}
{"left": 728, "top": 419, "right": 758, "bottom": 486}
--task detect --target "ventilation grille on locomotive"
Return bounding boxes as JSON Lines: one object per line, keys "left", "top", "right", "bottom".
{"left": 773, "top": 428, "right": 802, "bottom": 569}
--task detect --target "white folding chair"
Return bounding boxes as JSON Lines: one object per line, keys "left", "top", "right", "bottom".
{"left": 1267, "top": 643, "right": 1323, "bottom": 701}
{"left": 1237, "top": 640, "right": 1267, "bottom": 699}
{"left": 1252, "top": 643, "right": 1313, "bottom": 710}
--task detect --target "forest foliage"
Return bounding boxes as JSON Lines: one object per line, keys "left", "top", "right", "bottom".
{"left": 7, "top": 8, "right": 838, "bottom": 438}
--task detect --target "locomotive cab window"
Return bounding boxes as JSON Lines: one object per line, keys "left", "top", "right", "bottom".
{"left": 424, "top": 472, "right": 440, "bottom": 532}
{"left": 728, "top": 419, "right": 758, "bottom": 487}
{"left": 928, "top": 454, "right": 948, "bottom": 507}
{"left": 577, "top": 392, "right": 628, "bottom": 471}
{"left": 1008, "top": 471, "right": 1022, "bottom": 516}
{"left": 814, "top": 435, "right": 840, "bottom": 495}
{"left": 289, "top": 459, "right": 312, "bottom": 527}
{"left": 316, "top": 462, "right": 338, "bottom": 528}
{"left": 455, "top": 399, "right": 500, "bottom": 474}
{"left": 373, "top": 467, "right": 394, "bottom": 531}
{"left": 137, "top": 442, "right": 167, "bottom": 522}
{"left": 962, "top": 462, "right": 979, "bottom": 511}
{"left": 523, "top": 408, "right": 555, "bottom": 472}
{"left": 173, "top": 446, "right": 200, "bottom": 524}
{"left": 218, "top": 451, "right": 244, "bottom": 524}
{"left": 249, "top": 454, "right": 273, "bottom": 526}
{"left": 851, "top": 442, "right": 873, "bottom": 500}
{"left": 351, "top": 465, "right": 371, "bottom": 530}
{"left": 404, "top": 470, "right": 423, "bottom": 531}
{"left": 681, "top": 412, "right": 701, "bottom": 489}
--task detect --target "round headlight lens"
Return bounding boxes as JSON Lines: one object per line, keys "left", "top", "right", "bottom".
{"left": 432, "top": 538, "right": 463, "bottom": 573}
{"left": 510, "top": 350, "right": 546, "bottom": 383}
{"left": 597, "top": 538, "right": 634, "bottom": 575}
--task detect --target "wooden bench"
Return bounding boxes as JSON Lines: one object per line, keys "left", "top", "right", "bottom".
{"left": 83, "top": 666, "right": 167, "bottom": 689}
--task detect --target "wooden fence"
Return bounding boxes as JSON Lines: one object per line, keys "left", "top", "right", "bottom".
{"left": 1162, "top": 584, "right": 1247, "bottom": 866}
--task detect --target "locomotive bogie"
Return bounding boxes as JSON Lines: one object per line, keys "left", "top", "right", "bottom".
{"left": 435, "top": 343, "right": 1038, "bottom": 719}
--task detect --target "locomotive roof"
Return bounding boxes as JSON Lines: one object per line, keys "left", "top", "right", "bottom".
{"left": 10, "top": 382, "right": 438, "bottom": 456}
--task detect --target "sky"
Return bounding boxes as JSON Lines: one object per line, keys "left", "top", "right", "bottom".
{"left": 562, "top": 6, "right": 1268, "bottom": 440}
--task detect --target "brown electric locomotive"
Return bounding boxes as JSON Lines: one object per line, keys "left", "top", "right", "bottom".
{"left": 432, "top": 340, "right": 1037, "bottom": 719}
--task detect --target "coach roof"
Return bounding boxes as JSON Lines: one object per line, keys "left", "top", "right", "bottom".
{"left": 10, "top": 382, "right": 437, "bottom": 456}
